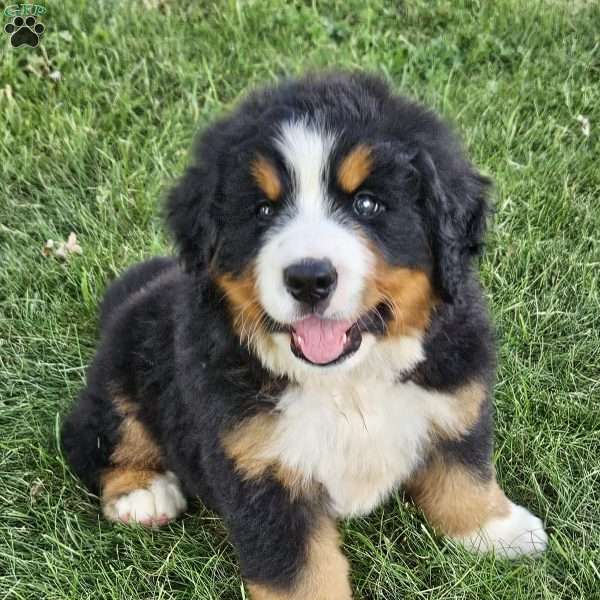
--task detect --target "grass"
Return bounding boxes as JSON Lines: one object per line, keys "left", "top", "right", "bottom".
{"left": 1, "top": 0, "right": 599, "bottom": 598}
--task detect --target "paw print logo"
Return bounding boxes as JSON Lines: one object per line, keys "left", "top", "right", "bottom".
{"left": 4, "top": 16, "right": 45, "bottom": 48}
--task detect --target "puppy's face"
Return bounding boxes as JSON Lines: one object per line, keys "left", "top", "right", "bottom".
{"left": 168, "top": 75, "right": 488, "bottom": 378}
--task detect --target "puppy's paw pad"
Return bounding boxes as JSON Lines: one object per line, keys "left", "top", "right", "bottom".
{"left": 103, "top": 471, "right": 187, "bottom": 527}
{"left": 457, "top": 502, "right": 548, "bottom": 558}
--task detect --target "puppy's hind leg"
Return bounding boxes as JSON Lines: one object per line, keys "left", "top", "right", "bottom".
{"left": 100, "top": 398, "right": 187, "bottom": 527}
{"left": 62, "top": 390, "right": 186, "bottom": 527}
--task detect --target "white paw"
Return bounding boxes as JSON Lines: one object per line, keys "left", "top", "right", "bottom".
{"left": 103, "top": 471, "right": 187, "bottom": 527}
{"left": 456, "top": 502, "right": 548, "bottom": 558}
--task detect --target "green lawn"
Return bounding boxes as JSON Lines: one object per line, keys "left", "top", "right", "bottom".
{"left": 1, "top": 1, "right": 599, "bottom": 598}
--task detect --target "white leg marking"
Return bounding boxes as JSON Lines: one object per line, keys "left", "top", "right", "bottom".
{"left": 103, "top": 471, "right": 187, "bottom": 527}
{"left": 456, "top": 501, "right": 548, "bottom": 558}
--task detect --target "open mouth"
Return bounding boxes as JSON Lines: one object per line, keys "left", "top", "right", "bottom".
{"left": 290, "top": 315, "right": 363, "bottom": 366}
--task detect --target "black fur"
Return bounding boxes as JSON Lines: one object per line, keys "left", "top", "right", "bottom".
{"left": 99, "top": 257, "right": 176, "bottom": 328}
{"left": 62, "top": 72, "right": 498, "bottom": 592}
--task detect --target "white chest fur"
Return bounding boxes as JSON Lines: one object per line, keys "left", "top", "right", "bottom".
{"left": 263, "top": 377, "right": 465, "bottom": 517}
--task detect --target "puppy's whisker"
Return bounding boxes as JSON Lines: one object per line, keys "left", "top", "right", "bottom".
{"left": 247, "top": 313, "right": 266, "bottom": 349}
{"left": 232, "top": 298, "right": 264, "bottom": 344}
{"left": 367, "top": 305, "right": 387, "bottom": 331}
{"left": 241, "top": 307, "right": 268, "bottom": 350}
{"left": 381, "top": 294, "right": 402, "bottom": 327}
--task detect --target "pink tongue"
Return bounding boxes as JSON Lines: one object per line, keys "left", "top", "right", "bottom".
{"left": 292, "top": 315, "right": 353, "bottom": 364}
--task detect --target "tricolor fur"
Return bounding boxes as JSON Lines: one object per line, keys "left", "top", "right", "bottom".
{"left": 62, "top": 72, "right": 547, "bottom": 599}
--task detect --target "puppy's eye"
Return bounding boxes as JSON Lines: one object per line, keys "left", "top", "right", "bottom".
{"left": 353, "top": 192, "right": 383, "bottom": 217}
{"left": 257, "top": 202, "right": 275, "bottom": 220}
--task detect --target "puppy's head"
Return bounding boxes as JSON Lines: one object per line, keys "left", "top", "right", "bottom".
{"left": 167, "top": 73, "right": 490, "bottom": 378}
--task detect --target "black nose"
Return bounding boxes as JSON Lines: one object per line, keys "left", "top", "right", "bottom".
{"left": 284, "top": 259, "right": 338, "bottom": 305}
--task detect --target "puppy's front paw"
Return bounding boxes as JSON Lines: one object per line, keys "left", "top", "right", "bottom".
{"left": 103, "top": 471, "right": 187, "bottom": 527}
{"left": 456, "top": 502, "right": 548, "bottom": 558}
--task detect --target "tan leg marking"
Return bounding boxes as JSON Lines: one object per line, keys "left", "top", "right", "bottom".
{"left": 109, "top": 397, "right": 163, "bottom": 470}
{"left": 101, "top": 467, "right": 159, "bottom": 503}
{"left": 222, "top": 413, "right": 314, "bottom": 500}
{"left": 407, "top": 458, "right": 510, "bottom": 537}
{"left": 430, "top": 381, "right": 488, "bottom": 441}
{"left": 100, "top": 397, "right": 179, "bottom": 522}
{"left": 247, "top": 518, "right": 352, "bottom": 600}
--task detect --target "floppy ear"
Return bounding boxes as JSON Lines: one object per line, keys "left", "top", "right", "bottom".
{"left": 165, "top": 163, "right": 218, "bottom": 273}
{"left": 416, "top": 148, "right": 491, "bottom": 303}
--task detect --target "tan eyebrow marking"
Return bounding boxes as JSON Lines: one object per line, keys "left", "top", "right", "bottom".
{"left": 337, "top": 144, "right": 373, "bottom": 193}
{"left": 251, "top": 155, "right": 282, "bottom": 201}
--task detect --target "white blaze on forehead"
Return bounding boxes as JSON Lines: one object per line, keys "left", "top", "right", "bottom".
{"left": 252, "top": 115, "right": 380, "bottom": 361}
{"left": 256, "top": 118, "right": 373, "bottom": 327}
{"left": 275, "top": 119, "right": 335, "bottom": 218}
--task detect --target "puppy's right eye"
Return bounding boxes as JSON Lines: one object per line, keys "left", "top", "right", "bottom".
{"left": 353, "top": 191, "right": 384, "bottom": 218}
{"left": 257, "top": 203, "right": 274, "bottom": 220}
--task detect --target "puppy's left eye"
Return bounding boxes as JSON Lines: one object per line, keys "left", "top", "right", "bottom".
{"left": 353, "top": 192, "right": 384, "bottom": 217}
{"left": 257, "top": 202, "right": 275, "bottom": 220}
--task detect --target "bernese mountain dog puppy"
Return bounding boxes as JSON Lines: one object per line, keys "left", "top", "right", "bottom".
{"left": 62, "top": 72, "right": 547, "bottom": 599}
